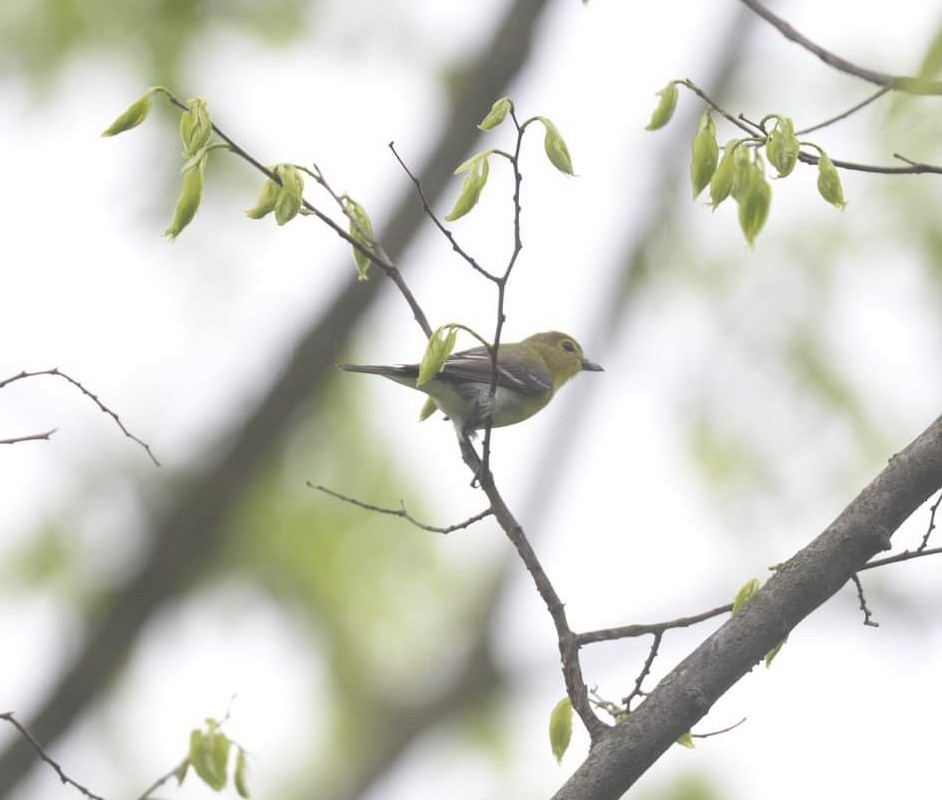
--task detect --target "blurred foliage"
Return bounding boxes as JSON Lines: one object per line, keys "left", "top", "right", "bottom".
{"left": 639, "top": 772, "right": 728, "bottom": 800}
{"left": 0, "top": 0, "right": 315, "bottom": 89}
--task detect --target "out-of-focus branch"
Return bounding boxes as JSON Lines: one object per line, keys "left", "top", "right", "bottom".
{"left": 0, "top": 0, "right": 554, "bottom": 795}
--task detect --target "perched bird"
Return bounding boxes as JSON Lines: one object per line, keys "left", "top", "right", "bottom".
{"left": 339, "top": 330, "right": 603, "bottom": 436}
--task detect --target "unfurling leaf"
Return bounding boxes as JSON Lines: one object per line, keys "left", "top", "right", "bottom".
{"left": 417, "top": 326, "right": 459, "bottom": 387}
{"left": 710, "top": 140, "right": 740, "bottom": 209}
{"left": 737, "top": 157, "right": 771, "bottom": 246}
{"left": 732, "top": 578, "right": 761, "bottom": 614}
{"left": 164, "top": 155, "right": 206, "bottom": 240}
{"left": 730, "top": 143, "right": 753, "bottom": 202}
{"left": 676, "top": 732, "right": 695, "bottom": 749}
{"left": 645, "top": 82, "right": 679, "bottom": 131}
{"left": 173, "top": 759, "right": 190, "bottom": 786}
{"left": 766, "top": 117, "right": 799, "bottom": 178}
{"left": 101, "top": 88, "right": 163, "bottom": 136}
{"left": 445, "top": 153, "right": 490, "bottom": 221}
{"left": 188, "top": 721, "right": 230, "bottom": 791}
{"left": 342, "top": 196, "right": 375, "bottom": 281}
{"left": 538, "top": 117, "right": 575, "bottom": 176}
{"left": 234, "top": 747, "right": 250, "bottom": 799}
{"left": 816, "top": 151, "right": 846, "bottom": 209}
{"left": 245, "top": 178, "right": 280, "bottom": 219}
{"left": 179, "top": 97, "right": 213, "bottom": 156}
{"left": 478, "top": 97, "right": 513, "bottom": 131}
{"left": 690, "top": 112, "right": 719, "bottom": 199}
{"left": 549, "top": 697, "right": 573, "bottom": 764}
{"left": 273, "top": 164, "right": 305, "bottom": 225}
{"left": 765, "top": 637, "right": 787, "bottom": 667}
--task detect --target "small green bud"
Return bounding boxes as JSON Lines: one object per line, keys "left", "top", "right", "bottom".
{"left": 173, "top": 759, "right": 190, "bottom": 786}
{"left": 690, "top": 112, "right": 719, "bottom": 199}
{"left": 732, "top": 578, "right": 760, "bottom": 614}
{"left": 273, "top": 164, "right": 304, "bottom": 225}
{"left": 445, "top": 154, "right": 490, "bottom": 221}
{"left": 188, "top": 724, "right": 230, "bottom": 791}
{"left": 342, "top": 196, "right": 375, "bottom": 281}
{"left": 538, "top": 117, "right": 575, "bottom": 176}
{"left": 417, "top": 326, "right": 459, "bottom": 387}
{"left": 709, "top": 140, "right": 740, "bottom": 209}
{"left": 737, "top": 162, "right": 772, "bottom": 247}
{"left": 730, "top": 143, "right": 753, "bottom": 202}
{"left": 816, "top": 151, "right": 846, "bottom": 209}
{"left": 179, "top": 97, "right": 212, "bottom": 156}
{"left": 765, "top": 637, "right": 787, "bottom": 667}
{"left": 645, "top": 82, "right": 678, "bottom": 131}
{"left": 549, "top": 697, "right": 573, "bottom": 764}
{"left": 478, "top": 97, "right": 513, "bottom": 131}
{"left": 164, "top": 156, "right": 206, "bottom": 241}
{"left": 245, "top": 178, "right": 280, "bottom": 219}
{"left": 101, "top": 89, "right": 156, "bottom": 137}
{"left": 766, "top": 117, "right": 799, "bottom": 178}
{"left": 676, "top": 732, "right": 695, "bottom": 749}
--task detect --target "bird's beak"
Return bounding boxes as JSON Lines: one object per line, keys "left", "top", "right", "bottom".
{"left": 581, "top": 358, "right": 604, "bottom": 372}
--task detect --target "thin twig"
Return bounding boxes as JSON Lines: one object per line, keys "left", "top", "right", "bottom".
{"left": 0, "top": 429, "right": 57, "bottom": 446}
{"left": 850, "top": 573, "right": 879, "bottom": 627}
{"left": 795, "top": 85, "right": 892, "bottom": 136}
{"left": 859, "top": 544, "right": 942, "bottom": 571}
{"left": 918, "top": 490, "right": 942, "bottom": 551}
{"left": 576, "top": 603, "right": 733, "bottom": 646}
{"left": 0, "top": 712, "right": 108, "bottom": 800}
{"left": 622, "top": 631, "right": 663, "bottom": 712}
{"left": 692, "top": 717, "right": 747, "bottom": 740}
{"left": 0, "top": 369, "right": 159, "bottom": 465}
{"left": 134, "top": 761, "right": 185, "bottom": 800}
{"left": 308, "top": 482, "right": 493, "bottom": 534}
{"left": 388, "top": 143, "right": 496, "bottom": 282}
{"left": 738, "top": 0, "right": 942, "bottom": 95}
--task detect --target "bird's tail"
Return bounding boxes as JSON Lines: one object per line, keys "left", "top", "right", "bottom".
{"left": 337, "top": 363, "right": 419, "bottom": 385}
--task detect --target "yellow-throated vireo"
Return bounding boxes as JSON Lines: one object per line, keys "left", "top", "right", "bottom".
{"left": 339, "top": 331, "right": 602, "bottom": 436}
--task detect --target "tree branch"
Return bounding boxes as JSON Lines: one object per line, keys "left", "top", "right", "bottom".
{"left": 553, "top": 413, "right": 942, "bottom": 800}
{"left": 738, "top": 0, "right": 942, "bottom": 95}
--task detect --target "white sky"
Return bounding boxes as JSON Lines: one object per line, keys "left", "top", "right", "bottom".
{"left": 2, "top": 1, "right": 942, "bottom": 799}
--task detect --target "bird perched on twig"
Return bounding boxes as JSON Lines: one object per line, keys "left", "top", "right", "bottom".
{"left": 339, "top": 330, "right": 603, "bottom": 437}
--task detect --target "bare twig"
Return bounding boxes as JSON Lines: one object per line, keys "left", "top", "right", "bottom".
{"left": 134, "top": 761, "right": 185, "bottom": 800}
{"left": 850, "top": 573, "right": 879, "bottom": 627}
{"left": 0, "top": 429, "right": 57, "bottom": 446}
{"left": 0, "top": 712, "right": 107, "bottom": 800}
{"left": 576, "top": 603, "right": 733, "bottom": 646}
{"left": 738, "top": 0, "right": 942, "bottom": 95}
{"left": 859, "top": 544, "right": 942, "bottom": 571}
{"left": 308, "top": 482, "right": 493, "bottom": 534}
{"left": 692, "top": 716, "right": 747, "bottom": 740}
{"left": 0, "top": 369, "right": 159, "bottom": 465}
{"left": 621, "top": 631, "right": 663, "bottom": 712}
{"left": 918, "top": 490, "right": 941, "bottom": 551}
{"left": 388, "top": 143, "right": 496, "bottom": 282}
{"left": 795, "top": 85, "right": 892, "bottom": 135}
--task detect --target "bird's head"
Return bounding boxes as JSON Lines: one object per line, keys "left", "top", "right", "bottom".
{"left": 524, "top": 331, "right": 603, "bottom": 388}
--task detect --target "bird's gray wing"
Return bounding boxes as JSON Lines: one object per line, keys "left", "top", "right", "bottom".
{"left": 439, "top": 347, "right": 552, "bottom": 396}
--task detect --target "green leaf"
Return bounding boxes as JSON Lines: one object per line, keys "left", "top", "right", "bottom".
{"left": 732, "top": 578, "right": 760, "bottom": 614}
{"left": 234, "top": 747, "right": 250, "bottom": 799}
{"left": 765, "top": 117, "right": 799, "bottom": 178}
{"left": 478, "top": 97, "right": 513, "bottom": 131}
{"left": 417, "top": 326, "right": 459, "bottom": 387}
{"left": 709, "top": 140, "right": 740, "bottom": 209}
{"left": 273, "top": 164, "right": 305, "bottom": 225}
{"left": 816, "top": 151, "right": 846, "bottom": 209}
{"left": 164, "top": 155, "right": 206, "bottom": 241}
{"left": 645, "top": 82, "right": 678, "bottom": 131}
{"left": 342, "top": 196, "right": 375, "bottom": 281}
{"left": 179, "top": 97, "right": 213, "bottom": 157}
{"left": 765, "top": 637, "right": 787, "bottom": 667}
{"left": 245, "top": 178, "right": 280, "bottom": 220}
{"left": 444, "top": 155, "right": 490, "bottom": 221}
{"left": 736, "top": 158, "right": 771, "bottom": 246}
{"left": 418, "top": 395, "right": 439, "bottom": 421}
{"left": 730, "top": 143, "right": 753, "bottom": 202}
{"left": 676, "top": 732, "right": 695, "bottom": 749}
{"left": 549, "top": 697, "right": 573, "bottom": 764}
{"left": 101, "top": 89, "right": 156, "bottom": 137}
{"left": 538, "top": 117, "right": 575, "bottom": 176}
{"left": 189, "top": 722, "right": 230, "bottom": 792}
{"left": 173, "top": 758, "right": 190, "bottom": 786}
{"left": 690, "top": 112, "right": 719, "bottom": 199}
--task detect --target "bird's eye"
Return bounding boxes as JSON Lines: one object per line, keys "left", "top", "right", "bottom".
{"left": 561, "top": 340, "right": 576, "bottom": 353}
